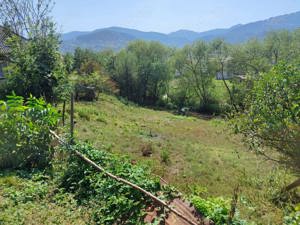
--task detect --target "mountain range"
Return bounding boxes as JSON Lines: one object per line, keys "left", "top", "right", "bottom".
{"left": 61, "top": 11, "right": 300, "bottom": 52}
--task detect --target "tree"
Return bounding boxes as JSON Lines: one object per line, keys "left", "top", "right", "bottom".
{"left": 113, "top": 49, "right": 137, "bottom": 100}
{"left": 0, "top": 0, "right": 66, "bottom": 102}
{"left": 0, "top": 0, "right": 54, "bottom": 37}
{"left": 0, "top": 22, "right": 64, "bottom": 102}
{"left": 229, "top": 39, "right": 269, "bottom": 76}
{"left": 264, "top": 30, "right": 293, "bottom": 65}
{"left": 210, "top": 39, "right": 238, "bottom": 112}
{"left": 113, "top": 41, "right": 171, "bottom": 105}
{"left": 226, "top": 39, "right": 269, "bottom": 110}
{"left": 63, "top": 52, "right": 74, "bottom": 74}
{"left": 232, "top": 63, "right": 300, "bottom": 191}
{"left": 174, "top": 41, "right": 216, "bottom": 111}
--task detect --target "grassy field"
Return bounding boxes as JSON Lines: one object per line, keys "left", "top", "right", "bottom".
{"left": 71, "top": 94, "right": 296, "bottom": 224}
{"left": 0, "top": 93, "right": 296, "bottom": 224}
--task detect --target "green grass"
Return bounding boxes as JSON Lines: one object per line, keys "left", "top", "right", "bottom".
{"left": 0, "top": 171, "right": 92, "bottom": 225}
{"left": 71, "top": 94, "right": 296, "bottom": 224}
{"left": 0, "top": 93, "right": 297, "bottom": 224}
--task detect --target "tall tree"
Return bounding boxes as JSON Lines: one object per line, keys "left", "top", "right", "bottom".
{"left": 210, "top": 39, "right": 238, "bottom": 112}
{"left": 113, "top": 41, "right": 171, "bottom": 105}
{"left": 113, "top": 50, "right": 137, "bottom": 100}
{"left": 175, "top": 41, "right": 215, "bottom": 111}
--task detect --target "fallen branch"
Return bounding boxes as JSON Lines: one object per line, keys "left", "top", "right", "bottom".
{"left": 50, "top": 130, "right": 202, "bottom": 225}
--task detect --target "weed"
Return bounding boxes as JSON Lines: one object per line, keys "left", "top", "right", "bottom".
{"left": 160, "top": 149, "right": 170, "bottom": 164}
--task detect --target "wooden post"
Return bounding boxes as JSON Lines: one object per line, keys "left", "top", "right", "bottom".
{"left": 70, "top": 93, "right": 74, "bottom": 144}
{"left": 62, "top": 100, "right": 66, "bottom": 126}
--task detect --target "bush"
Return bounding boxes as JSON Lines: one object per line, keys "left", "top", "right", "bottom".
{"left": 199, "top": 103, "right": 222, "bottom": 115}
{"left": 284, "top": 204, "right": 300, "bottom": 225}
{"left": 61, "top": 142, "right": 162, "bottom": 225}
{"left": 0, "top": 94, "right": 59, "bottom": 169}
{"left": 72, "top": 72, "right": 118, "bottom": 102}
{"left": 191, "top": 196, "right": 247, "bottom": 225}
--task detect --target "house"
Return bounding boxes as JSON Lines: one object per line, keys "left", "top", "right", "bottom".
{"left": 216, "top": 71, "right": 247, "bottom": 82}
{"left": 0, "top": 26, "right": 12, "bottom": 80}
{"left": 0, "top": 26, "right": 25, "bottom": 80}
{"left": 216, "top": 71, "right": 233, "bottom": 80}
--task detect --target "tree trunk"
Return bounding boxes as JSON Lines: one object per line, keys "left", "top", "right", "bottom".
{"left": 283, "top": 178, "right": 300, "bottom": 192}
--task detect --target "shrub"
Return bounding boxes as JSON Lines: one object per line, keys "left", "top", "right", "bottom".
{"left": 284, "top": 204, "right": 300, "bottom": 225}
{"left": 72, "top": 72, "right": 118, "bottom": 102}
{"left": 199, "top": 103, "right": 222, "bottom": 115}
{"left": 191, "top": 196, "right": 247, "bottom": 225}
{"left": 60, "top": 142, "right": 162, "bottom": 225}
{"left": 0, "top": 94, "right": 59, "bottom": 169}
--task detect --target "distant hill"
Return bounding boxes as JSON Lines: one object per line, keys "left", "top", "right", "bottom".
{"left": 61, "top": 11, "right": 300, "bottom": 52}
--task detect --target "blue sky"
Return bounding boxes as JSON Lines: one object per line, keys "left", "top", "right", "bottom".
{"left": 52, "top": 0, "right": 300, "bottom": 33}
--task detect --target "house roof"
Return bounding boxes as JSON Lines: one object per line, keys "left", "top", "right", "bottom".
{"left": 0, "top": 26, "right": 11, "bottom": 56}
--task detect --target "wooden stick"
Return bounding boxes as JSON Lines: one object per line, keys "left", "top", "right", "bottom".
{"left": 50, "top": 130, "right": 201, "bottom": 225}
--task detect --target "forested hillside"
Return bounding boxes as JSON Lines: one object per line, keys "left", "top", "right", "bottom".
{"left": 61, "top": 11, "right": 300, "bottom": 52}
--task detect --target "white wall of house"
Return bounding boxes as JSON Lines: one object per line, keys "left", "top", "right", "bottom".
{"left": 216, "top": 71, "right": 232, "bottom": 80}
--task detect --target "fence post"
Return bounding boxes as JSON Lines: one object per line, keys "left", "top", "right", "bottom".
{"left": 62, "top": 100, "right": 66, "bottom": 126}
{"left": 70, "top": 93, "right": 74, "bottom": 144}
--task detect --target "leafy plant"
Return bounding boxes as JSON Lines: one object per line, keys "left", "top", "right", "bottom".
{"left": 0, "top": 171, "right": 91, "bottom": 225}
{"left": 61, "top": 142, "right": 162, "bottom": 225}
{"left": 191, "top": 196, "right": 247, "bottom": 225}
{"left": 231, "top": 63, "right": 300, "bottom": 192}
{"left": 284, "top": 204, "right": 300, "bottom": 225}
{"left": 160, "top": 149, "right": 170, "bottom": 164}
{"left": 0, "top": 94, "right": 59, "bottom": 169}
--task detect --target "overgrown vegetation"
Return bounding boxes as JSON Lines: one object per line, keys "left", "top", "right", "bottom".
{"left": 0, "top": 94, "right": 59, "bottom": 169}
{"left": 60, "top": 142, "right": 163, "bottom": 225}
{"left": 0, "top": 0, "right": 299, "bottom": 224}
{"left": 0, "top": 171, "right": 91, "bottom": 224}
{"left": 73, "top": 94, "right": 298, "bottom": 224}
{"left": 191, "top": 196, "right": 247, "bottom": 225}
{"left": 232, "top": 63, "right": 300, "bottom": 172}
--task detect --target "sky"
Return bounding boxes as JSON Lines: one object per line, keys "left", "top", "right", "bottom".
{"left": 52, "top": 0, "right": 300, "bottom": 34}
